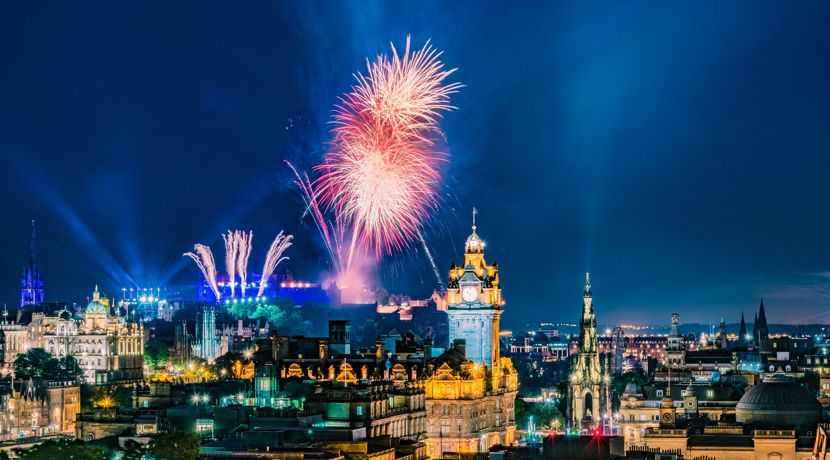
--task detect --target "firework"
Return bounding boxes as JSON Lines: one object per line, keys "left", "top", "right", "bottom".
{"left": 287, "top": 37, "right": 458, "bottom": 289}
{"left": 287, "top": 161, "right": 347, "bottom": 276}
{"left": 417, "top": 228, "right": 444, "bottom": 289}
{"left": 258, "top": 231, "right": 294, "bottom": 296}
{"left": 235, "top": 230, "right": 253, "bottom": 296}
{"left": 184, "top": 244, "right": 221, "bottom": 300}
{"left": 223, "top": 231, "right": 238, "bottom": 297}
{"left": 313, "top": 36, "right": 460, "bottom": 256}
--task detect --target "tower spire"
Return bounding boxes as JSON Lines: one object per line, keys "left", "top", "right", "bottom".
{"left": 583, "top": 272, "right": 592, "bottom": 297}
{"left": 29, "top": 219, "right": 37, "bottom": 269}
{"left": 472, "top": 207, "right": 477, "bottom": 232}
{"left": 20, "top": 219, "right": 44, "bottom": 307}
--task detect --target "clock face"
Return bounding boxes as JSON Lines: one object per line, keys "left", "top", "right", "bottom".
{"left": 662, "top": 412, "right": 673, "bottom": 422}
{"left": 686, "top": 400, "right": 695, "bottom": 408}
{"left": 462, "top": 286, "right": 478, "bottom": 302}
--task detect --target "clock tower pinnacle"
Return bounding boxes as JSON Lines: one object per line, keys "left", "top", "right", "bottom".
{"left": 446, "top": 210, "right": 502, "bottom": 371}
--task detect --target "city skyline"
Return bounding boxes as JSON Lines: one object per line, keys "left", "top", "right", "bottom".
{"left": 2, "top": 2, "right": 830, "bottom": 325}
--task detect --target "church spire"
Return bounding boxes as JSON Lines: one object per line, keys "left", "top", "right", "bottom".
{"left": 755, "top": 298, "right": 769, "bottom": 346}
{"left": 757, "top": 299, "right": 767, "bottom": 327}
{"left": 20, "top": 219, "right": 44, "bottom": 307}
{"left": 29, "top": 219, "right": 37, "bottom": 269}
{"left": 738, "top": 312, "right": 747, "bottom": 343}
{"left": 583, "top": 272, "right": 592, "bottom": 297}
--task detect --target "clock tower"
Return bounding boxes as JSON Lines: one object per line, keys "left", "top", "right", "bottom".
{"left": 446, "top": 210, "right": 502, "bottom": 371}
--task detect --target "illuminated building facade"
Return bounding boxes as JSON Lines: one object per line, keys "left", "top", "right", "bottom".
{"left": 1, "top": 288, "right": 144, "bottom": 384}
{"left": 568, "top": 274, "right": 612, "bottom": 431}
{"left": 424, "top": 219, "right": 518, "bottom": 455}
{"left": 666, "top": 313, "right": 686, "bottom": 368}
{"left": 376, "top": 291, "right": 448, "bottom": 320}
{"left": 117, "top": 287, "right": 181, "bottom": 322}
{"left": 194, "top": 305, "right": 220, "bottom": 361}
{"left": 618, "top": 382, "right": 742, "bottom": 448}
{"left": 0, "top": 378, "right": 80, "bottom": 439}
{"left": 445, "top": 218, "right": 502, "bottom": 370}
{"left": 41, "top": 287, "right": 144, "bottom": 384}
{"left": 637, "top": 375, "right": 820, "bottom": 459}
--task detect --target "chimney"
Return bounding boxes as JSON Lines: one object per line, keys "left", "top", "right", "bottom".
{"left": 424, "top": 337, "right": 433, "bottom": 360}
{"left": 375, "top": 340, "right": 384, "bottom": 364}
{"left": 453, "top": 339, "right": 467, "bottom": 358}
{"left": 328, "top": 320, "right": 351, "bottom": 355}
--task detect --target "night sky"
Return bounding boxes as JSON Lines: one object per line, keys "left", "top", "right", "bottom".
{"left": 1, "top": 2, "right": 829, "bottom": 327}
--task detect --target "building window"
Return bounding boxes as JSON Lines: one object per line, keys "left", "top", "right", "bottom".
{"left": 356, "top": 406, "right": 363, "bottom": 416}
{"left": 656, "top": 390, "right": 663, "bottom": 397}
{"left": 441, "top": 420, "right": 450, "bottom": 434}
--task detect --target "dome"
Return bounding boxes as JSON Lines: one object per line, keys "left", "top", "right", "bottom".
{"left": 623, "top": 382, "right": 640, "bottom": 396}
{"left": 465, "top": 228, "right": 484, "bottom": 253}
{"left": 736, "top": 374, "right": 821, "bottom": 429}
{"left": 86, "top": 286, "right": 108, "bottom": 315}
{"left": 86, "top": 300, "right": 107, "bottom": 315}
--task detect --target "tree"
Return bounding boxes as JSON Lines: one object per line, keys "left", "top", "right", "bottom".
{"left": 120, "top": 439, "right": 149, "bottom": 460}
{"left": 14, "top": 349, "right": 82, "bottom": 380}
{"left": 150, "top": 432, "right": 200, "bottom": 460}
{"left": 14, "top": 439, "right": 109, "bottom": 460}
{"left": 89, "top": 384, "right": 133, "bottom": 411}
{"left": 515, "top": 399, "right": 564, "bottom": 430}
{"left": 44, "top": 355, "right": 83, "bottom": 380}
{"left": 13, "top": 348, "right": 52, "bottom": 378}
{"left": 213, "top": 352, "right": 243, "bottom": 378}
{"left": 144, "top": 340, "right": 170, "bottom": 369}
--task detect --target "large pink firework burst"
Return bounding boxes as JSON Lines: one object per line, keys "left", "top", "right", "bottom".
{"left": 314, "top": 36, "right": 461, "bottom": 257}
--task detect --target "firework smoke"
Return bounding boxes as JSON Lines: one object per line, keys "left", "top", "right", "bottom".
{"left": 223, "top": 231, "right": 239, "bottom": 297}
{"left": 258, "top": 231, "right": 295, "bottom": 296}
{"left": 184, "top": 244, "right": 221, "bottom": 300}
{"left": 235, "top": 230, "right": 253, "bottom": 296}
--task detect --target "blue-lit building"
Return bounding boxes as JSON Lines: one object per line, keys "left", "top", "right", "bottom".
{"left": 199, "top": 270, "right": 337, "bottom": 307}
{"left": 20, "top": 219, "right": 44, "bottom": 307}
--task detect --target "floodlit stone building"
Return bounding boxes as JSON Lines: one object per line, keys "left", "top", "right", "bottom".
{"left": 424, "top": 218, "right": 519, "bottom": 455}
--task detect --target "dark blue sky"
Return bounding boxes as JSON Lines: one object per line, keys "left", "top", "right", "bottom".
{"left": 1, "top": 1, "right": 829, "bottom": 326}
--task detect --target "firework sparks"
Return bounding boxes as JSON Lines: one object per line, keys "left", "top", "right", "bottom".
{"left": 289, "top": 36, "right": 458, "bottom": 284}
{"left": 417, "top": 228, "right": 444, "bottom": 289}
{"left": 184, "top": 244, "right": 221, "bottom": 300}
{"left": 315, "top": 36, "right": 461, "bottom": 257}
{"left": 287, "top": 161, "right": 347, "bottom": 276}
{"left": 258, "top": 231, "right": 294, "bottom": 296}
{"left": 235, "top": 230, "right": 253, "bottom": 296}
{"left": 223, "top": 231, "right": 239, "bottom": 297}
